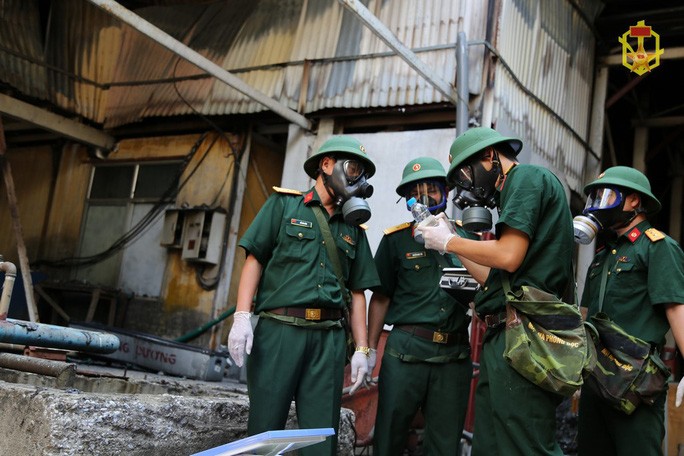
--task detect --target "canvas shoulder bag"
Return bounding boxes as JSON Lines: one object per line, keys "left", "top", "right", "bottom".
{"left": 502, "top": 274, "right": 593, "bottom": 397}
{"left": 583, "top": 258, "right": 670, "bottom": 414}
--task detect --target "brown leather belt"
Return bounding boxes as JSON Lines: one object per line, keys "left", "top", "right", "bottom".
{"left": 483, "top": 310, "right": 507, "bottom": 328}
{"left": 395, "top": 325, "right": 464, "bottom": 346}
{"left": 268, "top": 307, "right": 343, "bottom": 321}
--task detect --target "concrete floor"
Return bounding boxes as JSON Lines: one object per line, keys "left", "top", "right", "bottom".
{"left": 0, "top": 354, "right": 355, "bottom": 455}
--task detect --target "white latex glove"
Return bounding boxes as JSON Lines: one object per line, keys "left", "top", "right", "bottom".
{"left": 366, "top": 348, "right": 377, "bottom": 384}
{"left": 228, "top": 311, "right": 253, "bottom": 367}
{"left": 349, "top": 351, "right": 369, "bottom": 395}
{"left": 419, "top": 215, "right": 456, "bottom": 254}
{"left": 676, "top": 377, "right": 684, "bottom": 407}
{"left": 434, "top": 212, "right": 457, "bottom": 234}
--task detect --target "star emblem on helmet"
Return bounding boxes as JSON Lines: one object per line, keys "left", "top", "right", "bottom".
{"left": 359, "top": 145, "right": 366, "bottom": 153}
{"left": 412, "top": 163, "right": 421, "bottom": 172}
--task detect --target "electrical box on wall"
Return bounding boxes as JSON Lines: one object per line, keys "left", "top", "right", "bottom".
{"left": 181, "top": 209, "right": 227, "bottom": 265}
{"left": 160, "top": 209, "right": 185, "bottom": 248}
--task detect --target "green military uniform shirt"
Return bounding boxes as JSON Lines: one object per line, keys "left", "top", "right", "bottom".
{"left": 471, "top": 163, "right": 573, "bottom": 456}
{"left": 372, "top": 219, "right": 474, "bottom": 455}
{"left": 373, "top": 221, "right": 472, "bottom": 362}
{"left": 581, "top": 220, "right": 684, "bottom": 346}
{"left": 474, "top": 164, "right": 575, "bottom": 315}
{"left": 578, "top": 221, "right": 684, "bottom": 456}
{"left": 239, "top": 187, "right": 380, "bottom": 312}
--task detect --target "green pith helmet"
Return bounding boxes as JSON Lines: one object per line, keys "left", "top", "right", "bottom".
{"left": 395, "top": 157, "right": 447, "bottom": 196}
{"left": 446, "top": 127, "right": 523, "bottom": 185}
{"left": 584, "top": 166, "right": 661, "bottom": 214}
{"left": 303, "top": 136, "right": 376, "bottom": 179}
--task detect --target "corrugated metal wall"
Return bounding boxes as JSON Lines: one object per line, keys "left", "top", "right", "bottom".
{"left": 493, "top": 0, "right": 602, "bottom": 193}
{"left": 1, "top": 0, "right": 487, "bottom": 128}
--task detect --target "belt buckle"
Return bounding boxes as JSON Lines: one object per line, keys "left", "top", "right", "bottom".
{"left": 432, "top": 331, "right": 448, "bottom": 344}
{"left": 305, "top": 308, "right": 321, "bottom": 321}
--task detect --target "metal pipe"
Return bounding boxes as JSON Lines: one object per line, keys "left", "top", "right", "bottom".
{"left": 456, "top": 31, "right": 469, "bottom": 136}
{"left": 87, "top": 0, "right": 312, "bottom": 131}
{"left": 0, "top": 352, "right": 76, "bottom": 380}
{"left": 0, "top": 319, "right": 120, "bottom": 354}
{"left": 0, "top": 259, "right": 17, "bottom": 319}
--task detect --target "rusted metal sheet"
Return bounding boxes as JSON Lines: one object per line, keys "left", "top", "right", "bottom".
{"left": 492, "top": 0, "right": 601, "bottom": 194}
{"left": 0, "top": 145, "right": 53, "bottom": 266}
{"left": 0, "top": 0, "right": 486, "bottom": 128}
{"left": 40, "top": 144, "right": 91, "bottom": 265}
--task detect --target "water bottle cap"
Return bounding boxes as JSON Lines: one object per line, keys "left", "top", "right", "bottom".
{"left": 407, "top": 197, "right": 417, "bottom": 207}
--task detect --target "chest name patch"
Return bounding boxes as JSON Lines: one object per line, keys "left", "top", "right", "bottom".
{"left": 290, "top": 218, "right": 312, "bottom": 228}
{"left": 405, "top": 251, "right": 426, "bottom": 259}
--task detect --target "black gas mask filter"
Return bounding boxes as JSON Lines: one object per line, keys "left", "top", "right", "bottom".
{"left": 451, "top": 151, "right": 502, "bottom": 232}
{"left": 322, "top": 158, "right": 374, "bottom": 225}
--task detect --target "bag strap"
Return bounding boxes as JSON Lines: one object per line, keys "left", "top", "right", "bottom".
{"left": 597, "top": 256, "right": 611, "bottom": 313}
{"left": 311, "top": 205, "right": 351, "bottom": 305}
{"left": 501, "top": 272, "right": 514, "bottom": 297}
{"left": 501, "top": 267, "right": 578, "bottom": 306}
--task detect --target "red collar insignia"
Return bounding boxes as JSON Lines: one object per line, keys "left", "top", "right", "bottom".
{"left": 303, "top": 191, "right": 314, "bottom": 204}
{"left": 627, "top": 227, "right": 641, "bottom": 243}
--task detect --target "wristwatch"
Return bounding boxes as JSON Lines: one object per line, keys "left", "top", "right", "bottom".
{"left": 355, "top": 346, "right": 371, "bottom": 356}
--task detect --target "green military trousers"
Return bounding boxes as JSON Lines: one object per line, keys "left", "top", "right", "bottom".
{"left": 246, "top": 316, "right": 346, "bottom": 456}
{"left": 577, "top": 383, "right": 666, "bottom": 455}
{"left": 373, "top": 350, "right": 472, "bottom": 455}
{"left": 472, "top": 328, "right": 563, "bottom": 456}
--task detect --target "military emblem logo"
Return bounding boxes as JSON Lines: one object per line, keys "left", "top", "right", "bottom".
{"left": 619, "top": 20, "right": 664, "bottom": 75}
{"left": 412, "top": 163, "right": 421, "bottom": 172}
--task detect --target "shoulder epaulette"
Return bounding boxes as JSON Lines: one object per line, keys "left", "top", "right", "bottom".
{"left": 644, "top": 228, "right": 665, "bottom": 243}
{"left": 383, "top": 222, "right": 411, "bottom": 235}
{"left": 358, "top": 223, "right": 369, "bottom": 231}
{"left": 272, "top": 186, "right": 302, "bottom": 196}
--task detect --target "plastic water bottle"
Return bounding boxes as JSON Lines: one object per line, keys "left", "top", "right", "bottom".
{"left": 408, "top": 197, "right": 437, "bottom": 225}
{"left": 408, "top": 197, "right": 437, "bottom": 243}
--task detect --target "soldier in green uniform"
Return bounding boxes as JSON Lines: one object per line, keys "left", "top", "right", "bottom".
{"left": 368, "top": 157, "right": 473, "bottom": 455}
{"left": 420, "top": 127, "right": 575, "bottom": 455}
{"left": 227, "top": 136, "right": 381, "bottom": 456}
{"left": 575, "top": 166, "right": 684, "bottom": 456}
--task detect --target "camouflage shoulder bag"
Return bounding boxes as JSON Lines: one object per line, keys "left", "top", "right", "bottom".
{"left": 583, "top": 259, "right": 670, "bottom": 414}
{"left": 502, "top": 274, "right": 593, "bottom": 397}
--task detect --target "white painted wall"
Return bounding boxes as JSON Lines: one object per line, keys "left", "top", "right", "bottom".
{"left": 283, "top": 127, "right": 458, "bottom": 254}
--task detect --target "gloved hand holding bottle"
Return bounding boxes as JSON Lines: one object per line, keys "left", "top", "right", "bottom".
{"left": 419, "top": 212, "right": 457, "bottom": 254}
{"left": 408, "top": 197, "right": 438, "bottom": 243}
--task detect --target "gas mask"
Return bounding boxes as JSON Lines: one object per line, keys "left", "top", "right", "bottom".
{"left": 323, "top": 158, "right": 374, "bottom": 225}
{"left": 450, "top": 156, "right": 501, "bottom": 232}
{"left": 573, "top": 187, "right": 640, "bottom": 244}
{"left": 403, "top": 181, "right": 447, "bottom": 214}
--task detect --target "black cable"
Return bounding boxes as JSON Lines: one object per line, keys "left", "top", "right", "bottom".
{"left": 35, "top": 132, "right": 214, "bottom": 268}
{"left": 170, "top": 58, "right": 250, "bottom": 290}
